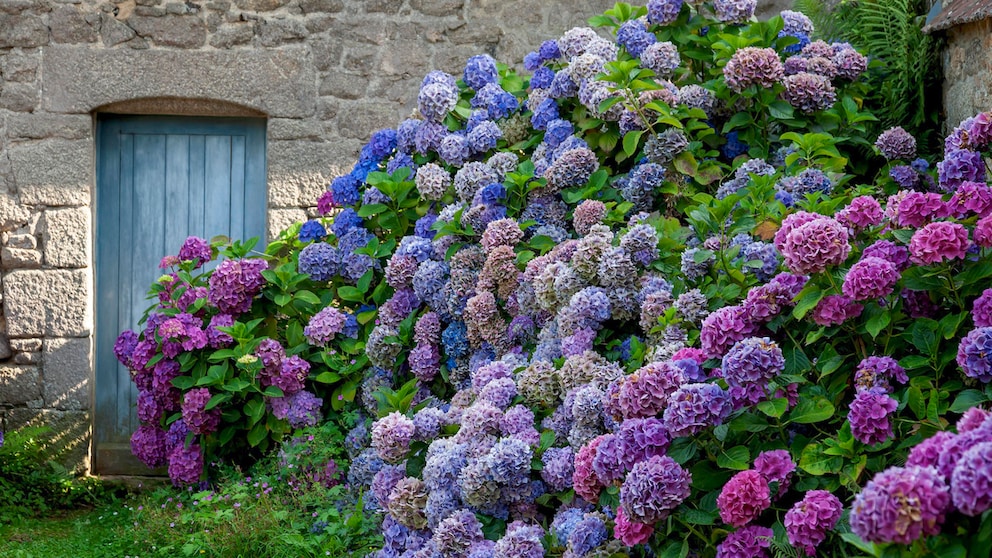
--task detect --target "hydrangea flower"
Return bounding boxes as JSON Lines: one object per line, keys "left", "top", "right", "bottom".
{"left": 784, "top": 490, "right": 842, "bottom": 556}
{"left": 849, "top": 388, "right": 898, "bottom": 445}
{"left": 620, "top": 455, "right": 692, "bottom": 524}
{"left": 957, "top": 327, "right": 992, "bottom": 382}
{"left": 723, "top": 47, "right": 783, "bottom": 92}
{"left": 875, "top": 126, "right": 917, "bottom": 160}
{"left": 613, "top": 505, "right": 654, "bottom": 546}
{"left": 663, "top": 382, "right": 733, "bottom": 437}
{"left": 842, "top": 256, "right": 900, "bottom": 301}
{"left": 716, "top": 525, "right": 774, "bottom": 558}
{"left": 721, "top": 337, "right": 785, "bottom": 406}
{"left": 181, "top": 388, "right": 220, "bottom": 435}
{"left": 850, "top": 465, "right": 950, "bottom": 544}
{"left": 647, "top": 0, "right": 683, "bottom": 26}
{"left": 372, "top": 411, "right": 416, "bottom": 464}
{"left": 951, "top": 442, "right": 992, "bottom": 515}
{"left": 909, "top": 221, "right": 970, "bottom": 265}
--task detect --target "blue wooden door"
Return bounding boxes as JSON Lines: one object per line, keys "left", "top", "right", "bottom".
{"left": 94, "top": 114, "right": 267, "bottom": 474}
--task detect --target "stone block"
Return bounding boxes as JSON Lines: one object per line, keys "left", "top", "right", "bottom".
{"left": 233, "top": 0, "right": 288, "bottom": 11}
{"left": 6, "top": 408, "right": 91, "bottom": 473}
{"left": 268, "top": 118, "right": 323, "bottom": 141}
{"left": 14, "top": 351, "right": 38, "bottom": 364}
{"left": 6, "top": 113, "right": 92, "bottom": 140}
{"left": 268, "top": 208, "right": 307, "bottom": 239}
{"left": 410, "top": 0, "right": 464, "bottom": 17}
{"left": 365, "top": 0, "right": 403, "bottom": 13}
{"left": 0, "top": 14, "right": 49, "bottom": 48}
{"left": 43, "top": 337, "right": 91, "bottom": 410}
{"left": 336, "top": 101, "right": 401, "bottom": 140}
{"left": 299, "top": 0, "right": 343, "bottom": 12}
{"left": 267, "top": 181, "right": 301, "bottom": 208}
{"left": 257, "top": 18, "right": 306, "bottom": 47}
{"left": 2, "top": 247, "right": 42, "bottom": 269}
{"left": 380, "top": 39, "right": 431, "bottom": 78}
{"left": 43, "top": 45, "right": 317, "bottom": 118}
{"left": 318, "top": 71, "right": 368, "bottom": 100}
{"left": 0, "top": 51, "right": 40, "bottom": 82}
{"left": 127, "top": 14, "right": 207, "bottom": 48}
{"left": 310, "top": 38, "right": 343, "bottom": 71}
{"left": 51, "top": 6, "right": 99, "bottom": 43}
{"left": 11, "top": 338, "right": 42, "bottom": 352}
{"left": 1, "top": 82, "right": 39, "bottom": 112}
{"left": 208, "top": 22, "right": 254, "bottom": 48}
{"left": 0, "top": 334, "right": 12, "bottom": 360}
{"left": 0, "top": 193, "right": 32, "bottom": 232}
{"left": 41, "top": 207, "right": 91, "bottom": 268}
{"left": 0, "top": 365, "right": 41, "bottom": 405}
{"left": 6, "top": 233, "right": 37, "bottom": 250}
{"left": 4, "top": 270, "right": 91, "bottom": 337}
{"left": 0, "top": 0, "right": 39, "bottom": 14}
{"left": 100, "top": 13, "right": 138, "bottom": 47}
{"left": 8, "top": 139, "right": 91, "bottom": 206}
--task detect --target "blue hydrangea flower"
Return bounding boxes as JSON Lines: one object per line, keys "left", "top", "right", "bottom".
{"left": 723, "top": 131, "right": 750, "bottom": 159}
{"left": 464, "top": 54, "right": 499, "bottom": 91}
{"left": 298, "top": 242, "right": 340, "bottom": 281}
{"left": 442, "top": 321, "right": 470, "bottom": 358}
{"left": 531, "top": 66, "right": 555, "bottom": 89}
{"left": 330, "top": 174, "right": 361, "bottom": 207}
{"left": 298, "top": 220, "right": 326, "bottom": 243}
{"left": 365, "top": 128, "right": 398, "bottom": 161}
{"left": 539, "top": 40, "right": 561, "bottom": 62}
{"left": 330, "top": 208, "right": 363, "bottom": 238}
{"left": 617, "top": 19, "right": 656, "bottom": 57}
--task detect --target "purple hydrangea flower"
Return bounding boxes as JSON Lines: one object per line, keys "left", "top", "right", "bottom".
{"left": 951, "top": 441, "right": 992, "bottom": 515}
{"left": 178, "top": 236, "right": 212, "bottom": 267}
{"left": 842, "top": 256, "right": 900, "bottom": 301}
{"left": 850, "top": 465, "right": 950, "bottom": 544}
{"left": 207, "top": 259, "right": 268, "bottom": 314}
{"left": 875, "top": 126, "right": 917, "bottom": 160}
{"left": 724, "top": 47, "right": 783, "bottom": 92}
{"left": 718, "top": 470, "right": 771, "bottom": 527}
{"left": 647, "top": 0, "right": 683, "bottom": 25}
{"left": 784, "top": 490, "right": 842, "bottom": 556}
{"left": 909, "top": 221, "right": 970, "bottom": 265}
{"left": 721, "top": 337, "right": 786, "bottom": 406}
{"left": 620, "top": 455, "right": 692, "bottom": 524}
{"left": 663, "top": 382, "right": 733, "bottom": 437}
{"left": 372, "top": 412, "right": 416, "bottom": 464}
{"left": 167, "top": 442, "right": 204, "bottom": 486}
{"left": 181, "top": 388, "right": 220, "bottom": 435}
{"left": 957, "top": 327, "right": 992, "bottom": 382}
{"left": 717, "top": 525, "right": 774, "bottom": 558}
{"left": 304, "top": 306, "right": 347, "bottom": 346}
{"left": 849, "top": 388, "right": 898, "bottom": 445}
{"left": 130, "top": 424, "right": 168, "bottom": 468}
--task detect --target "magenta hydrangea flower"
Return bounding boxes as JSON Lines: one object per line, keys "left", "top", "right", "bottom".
{"left": 717, "top": 470, "right": 771, "bottom": 527}
{"left": 976, "top": 214, "right": 992, "bottom": 247}
{"left": 810, "top": 294, "right": 863, "bottom": 326}
{"left": 948, "top": 181, "right": 992, "bottom": 218}
{"left": 784, "top": 490, "right": 842, "bottom": 556}
{"left": 972, "top": 289, "right": 992, "bottom": 328}
{"left": 907, "top": 431, "right": 957, "bottom": 468}
{"left": 849, "top": 388, "right": 898, "bottom": 445}
{"left": 181, "top": 387, "right": 221, "bottom": 435}
{"left": 951, "top": 442, "right": 992, "bottom": 515}
{"left": 850, "top": 465, "right": 950, "bottom": 544}
{"left": 896, "top": 192, "right": 949, "bottom": 228}
{"left": 753, "top": 449, "right": 796, "bottom": 494}
{"left": 842, "top": 256, "right": 900, "bottom": 301}
{"left": 723, "top": 47, "right": 784, "bottom": 92}
{"left": 835, "top": 195, "right": 883, "bottom": 232}
{"left": 716, "top": 525, "right": 774, "bottom": 558}
{"left": 620, "top": 455, "right": 692, "bottom": 524}
{"left": 700, "top": 305, "right": 758, "bottom": 358}
{"left": 875, "top": 126, "right": 917, "bottom": 160}
{"left": 778, "top": 215, "right": 851, "bottom": 274}
{"left": 909, "top": 221, "right": 969, "bottom": 265}
{"left": 372, "top": 411, "right": 416, "bottom": 464}
{"left": 854, "top": 356, "right": 908, "bottom": 393}
{"left": 573, "top": 436, "right": 606, "bottom": 503}
{"left": 178, "top": 236, "right": 212, "bottom": 268}
{"left": 862, "top": 239, "right": 910, "bottom": 271}
{"left": 613, "top": 505, "right": 654, "bottom": 546}
{"left": 957, "top": 327, "right": 992, "bottom": 382}
{"left": 958, "top": 407, "right": 991, "bottom": 432}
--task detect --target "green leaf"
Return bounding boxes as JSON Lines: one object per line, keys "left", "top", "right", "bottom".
{"left": 950, "top": 389, "right": 989, "bottom": 413}
{"left": 756, "top": 397, "right": 788, "bottom": 418}
{"left": 337, "top": 286, "right": 365, "bottom": 303}
{"left": 245, "top": 398, "right": 266, "bottom": 425}
{"left": 789, "top": 396, "right": 835, "bottom": 424}
{"left": 315, "top": 371, "right": 342, "bottom": 384}
{"left": 263, "top": 386, "right": 284, "bottom": 398}
{"left": 622, "top": 130, "right": 644, "bottom": 157}
{"left": 680, "top": 507, "right": 717, "bottom": 525}
{"left": 247, "top": 422, "right": 268, "bottom": 447}
{"left": 293, "top": 290, "right": 321, "bottom": 306}
{"left": 716, "top": 446, "right": 750, "bottom": 470}
{"left": 799, "top": 442, "right": 843, "bottom": 475}
{"left": 171, "top": 376, "right": 195, "bottom": 390}
{"left": 768, "top": 100, "right": 795, "bottom": 119}
{"left": 204, "top": 392, "right": 232, "bottom": 411}
{"left": 357, "top": 203, "right": 388, "bottom": 217}
{"left": 865, "top": 309, "right": 891, "bottom": 339}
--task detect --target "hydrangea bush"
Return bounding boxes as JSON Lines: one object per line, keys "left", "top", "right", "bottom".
{"left": 118, "top": 1, "right": 992, "bottom": 556}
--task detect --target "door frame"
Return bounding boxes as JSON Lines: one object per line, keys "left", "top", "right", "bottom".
{"left": 92, "top": 113, "right": 267, "bottom": 474}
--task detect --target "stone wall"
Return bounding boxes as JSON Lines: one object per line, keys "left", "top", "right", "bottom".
{"left": 0, "top": 0, "right": 793, "bottom": 473}
{"left": 941, "top": 18, "right": 992, "bottom": 132}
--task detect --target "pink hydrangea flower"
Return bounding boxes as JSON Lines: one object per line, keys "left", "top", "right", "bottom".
{"left": 717, "top": 470, "right": 771, "bottom": 527}
{"left": 909, "top": 222, "right": 970, "bottom": 265}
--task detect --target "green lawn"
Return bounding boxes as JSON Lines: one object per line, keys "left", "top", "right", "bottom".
{"left": 0, "top": 504, "right": 141, "bottom": 558}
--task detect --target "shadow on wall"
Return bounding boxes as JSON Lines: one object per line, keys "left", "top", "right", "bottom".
{"left": 2, "top": 407, "right": 91, "bottom": 474}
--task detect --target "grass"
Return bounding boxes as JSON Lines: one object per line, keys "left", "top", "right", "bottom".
{"left": 0, "top": 502, "right": 143, "bottom": 558}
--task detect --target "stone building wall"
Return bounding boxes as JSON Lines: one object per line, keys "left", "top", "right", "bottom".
{"left": 0, "top": 0, "right": 793, "bottom": 473}
{"left": 941, "top": 17, "right": 992, "bottom": 131}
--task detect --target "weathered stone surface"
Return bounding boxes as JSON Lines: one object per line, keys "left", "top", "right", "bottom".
{"left": 208, "top": 23, "right": 255, "bottom": 48}
{"left": 2, "top": 247, "right": 43, "bottom": 269}
{"left": 268, "top": 208, "right": 307, "bottom": 238}
{"left": 310, "top": 37, "right": 343, "bottom": 71}
{"left": 100, "top": 13, "right": 138, "bottom": 47}
{"left": 51, "top": 6, "right": 100, "bottom": 43}
{"left": 1, "top": 82, "right": 39, "bottom": 112}
{"left": 7, "top": 233, "right": 37, "bottom": 250}
{"left": 5, "top": 270, "right": 91, "bottom": 337}
{"left": 267, "top": 181, "right": 301, "bottom": 208}
{"left": 336, "top": 101, "right": 400, "bottom": 139}
{"left": 41, "top": 207, "right": 90, "bottom": 268}
{"left": 6, "top": 113, "right": 92, "bottom": 140}
{"left": 11, "top": 338, "right": 42, "bottom": 352}
{"left": 0, "top": 14, "right": 49, "bottom": 48}
{"left": 380, "top": 39, "right": 431, "bottom": 77}
{"left": 0, "top": 366, "right": 41, "bottom": 405}
{"left": 234, "top": 0, "right": 288, "bottom": 11}
{"left": 318, "top": 71, "right": 368, "bottom": 100}
{"left": 14, "top": 351, "right": 39, "bottom": 364}
{"left": 365, "top": 0, "right": 404, "bottom": 13}
{"left": 6, "top": 408, "right": 91, "bottom": 473}
{"left": 268, "top": 118, "right": 323, "bottom": 140}
{"left": 0, "top": 194, "right": 32, "bottom": 232}
{"left": 0, "top": 334, "right": 12, "bottom": 361}
{"left": 0, "top": 51, "right": 40, "bottom": 82}
{"left": 43, "top": 337, "right": 91, "bottom": 410}
{"left": 43, "top": 45, "right": 317, "bottom": 117}
{"left": 299, "top": 0, "right": 344, "bottom": 13}
{"left": 944, "top": 20, "right": 992, "bottom": 134}
{"left": 127, "top": 14, "right": 207, "bottom": 48}
{"left": 410, "top": 0, "right": 464, "bottom": 17}
{"left": 0, "top": 0, "right": 39, "bottom": 14}
{"left": 258, "top": 18, "right": 307, "bottom": 46}
{"left": 8, "top": 140, "right": 91, "bottom": 206}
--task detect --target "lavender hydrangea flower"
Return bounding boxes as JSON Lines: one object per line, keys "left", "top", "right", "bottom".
{"left": 304, "top": 306, "right": 347, "bottom": 346}
{"left": 784, "top": 490, "right": 842, "bottom": 556}
{"left": 842, "top": 256, "right": 900, "bottom": 301}
{"left": 850, "top": 465, "right": 950, "bottom": 544}
{"left": 777, "top": 215, "right": 851, "bottom": 275}
{"left": 754, "top": 449, "right": 795, "bottom": 494}
{"left": 620, "top": 455, "right": 692, "bottom": 524}
{"left": 372, "top": 411, "right": 416, "bottom": 464}
{"left": 663, "top": 382, "right": 733, "bottom": 437}
{"left": 721, "top": 337, "right": 785, "bottom": 406}
{"left": 647, "top": 0, "right": 683, "bottom": 25}
{"left": 298, "top": 243, "right": 340, "bottom": 282}
{"left": 714, "top": 0, "right": 757, "bottom": 23}
{"left": 875, "top": 126, "right": 917, "bottom": 160}
{"left": 951, "top": 442, "right": 992, "bottom": 515}
{"left": 957, "top": 327, "right": 992, "bottom": 382}
{"left": 724, "top": 47, "right": 783, "bottom": 92}
{"left": 782, "top": 72, "right": 836, "bottom": 113}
